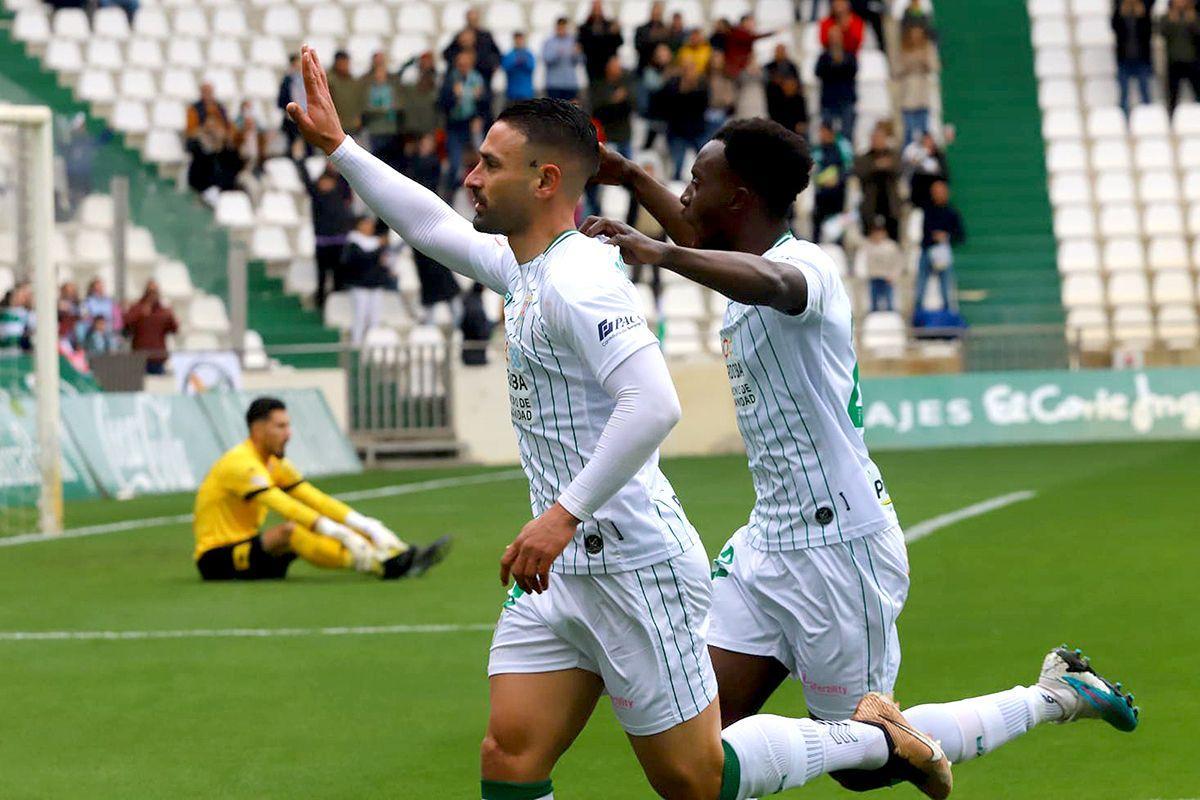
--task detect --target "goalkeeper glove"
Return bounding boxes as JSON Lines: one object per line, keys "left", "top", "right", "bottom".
{"left": 315, "top": 516, "right": 377, "bottom": 573}
{"left": 346, "top": 511, "right": 405, "bottom": 551}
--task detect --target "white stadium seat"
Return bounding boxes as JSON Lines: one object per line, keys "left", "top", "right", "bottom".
{"left": 861, "top": 312, "right": 907, "bottom": 359}
{"left": 215, "top": 191, "right": 255, "bottom": 230}
{"left": 1074, "top": 17, "right": 1113, "bottom": 48}
{"left": 1094, "top": 172, "right": 1135, "bottom": 204}
{"left": 133, "top": 7, "right": 170, "bottom": 39}
{"left": 1053, "top": 205, "right": 1095, "bottom": 239}
{"left": 127, "top": 39, "right": 165, "bottom": 70}
{"left": 1178, "top": 137, "right": 1200, "bottom": 170}
{"left": 92, "top": 6, "right": 130, "bottom": 39}
{"left": 118, "top": 69, "right": 158, "bottom": 102}
{"left": 161, "top": 68, "right": 200, "bottom": 102}
{"left": 1070, "top": 0, "right": 1109, "bottom": 17}
{"left": 1138, "top": 171, "right": 1179, "bottom": 203}
{"left": 1032, "top": 18, "right": 1071, "bottom": 48}
{"left": 262, "top": 5, "right": 303, "bottom": 39}
{"left": 112, "top": 100, "right": 150, "bottom": 136}
{"left": 1050, "top": 174, "right": 1091, "bottom": 207}
{"left": 1091, "top": 140, "right": 1131, "bottom": 171}
{"left": 206, "top": 39, "right": 244, "bottom": 69}
{"left": 1188, "top": 204, "right": 1200, "bottom": 236}
{"left": 188, "top": 295, "right": 231, "bottom": 334}
{"left": 52, "top": 8, "right": 90, "bottom": 41}
{"left": 1111, "top": 305, "right": 1155, "bottom": 348}
{"left": 1135, "top": 138, "right": 1174, "bottom": 170}
{"left": 150, "top": 99, "right": 187, "bottom": 132}
{"left": 1102, "top": 238, "right": 1144, "bottom": 273}
{"left": 241, "top": 67, "right": 278, "bottom": 102}
{"left": 1173, "top": 103, "right": 1200, "bottom": 135}
{"left": 1030, "top": 0, "right": 1068, "bottom": 17}
{"left": 155, "top": 261, "right": 194, "bottom": 299}
{"left": 284, "top": 259, "right": 317, "bottom": 296}
{"left": 1157, "top": 305, "right": 1199, "bottom": 349}
{"left": 1058, "top": 239, "right": 1101, "bottom": 274}
{"left": 144, "top": 129, "right": 186, "bottom": 164}
{"left": 83, "top": 39, "right": 123, "bottom": 72}
{"left": 1047, "top": 140, "right": 1087, "bottom": 173}
{"left": 172, "top": 6, "right": 209, "bottom": 37}
{"left": 77, "top": 71, "right": 117, "bottom": 106}
{"left": 12, "top": 8, "right": 50, "bottom": 47}
{"left": 1039, "top": 79, "right": 1077, "bottom": 110}
{"left": 1130, "top": 105, "right": 1170, "bottom": 138}
{"left": 167, "top": 38, "right": 204, "bottom": 69}
{"left": 1077, "top": 47, "right": 1115, "bottom": 79}
{"left": 212, "top": 7, "right": 249, "bottom": 38}
{"left": 1148, "top": 237, "right": 1190, "bottom": 271}
{"left": 324, "top": 292, "right": 353, "bottom": 330}
{"left": 202, "top": 68, "right": 238, "bottom": 103}
{"left": 243, "top": 330, "right": 270, "bottom": 370}
{"left": 251, "top": 226, "right": 293, "bottom": 262}
{"left": 44, "top": 39, "right": 83, "bottom": 76}
{"left": 79, "top": 194, "right": 114, "bottom": 229}
{"left": 1063, "top": 275, "right": 1105, "bottom": 308}
{"left": 353, "top": 4, "right": 393, "bottom": 34}
{"left": 396, "top": 2, "right": 437, "bottom": 35}
{"left": 1107, "top": 272, "right": 1150, "bottom": 306}
{"left": 307, "top": 7, "right": 348, "bottom": 36}
{"left": 1042, "top": 109, "right": 1082, "bottom": 140}
{"left": 1082, "top": 78, "right": 1119, "bottom": 107}
{"left": 1099, "top": 203, "right": 1141, "bottom": 237}
{"left": 1035, "top": 48, "right": 1074, "bottom": 80}
{"left": 1066, "top": 307, "right": 1110, "bottom": 351}
{"left": 1184, "top": 171, "right": 1200, "bottom": 203}
{"left": 1086, "top": 107, "right": 1126, "bottom": 139}
{"left": 1144, "top": 203, "right": 1185, "bottom": 237}
{"left": 249, "top": 36, "right": 289, "bottom": 69}
{"left": 1152, "top": 271, "right": 1194, "bottom": 305}
{"left": 257, "top": 191, "right": 301, "bottom": 227}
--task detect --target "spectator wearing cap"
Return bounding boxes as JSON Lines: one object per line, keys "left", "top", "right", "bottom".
{"left": 327, "top": 50, "right": 366, "bottom": 135}
{"left": 544, "top": 18, "right": 584, "bottom": 101}
{"left": 502, "top": 32, "right": 537, "bottom": 104}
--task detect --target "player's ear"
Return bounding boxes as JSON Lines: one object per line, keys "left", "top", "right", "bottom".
{"left": 534, "top": 163, "right": 562, "bottom": 197}
{"left": 728, "top": 186, "right": 753, "bottom": 212}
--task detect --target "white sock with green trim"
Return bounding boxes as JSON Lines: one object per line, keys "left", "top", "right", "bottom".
{"left": 721, "top": 715, "right": 888, "bottom": 798}
{"left": 903, "top": 685, "right": 1063, "bottom": 763}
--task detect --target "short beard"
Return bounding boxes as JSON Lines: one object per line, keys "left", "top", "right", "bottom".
{"left": 471, "top": 213, "right": 505, "bottom": 235}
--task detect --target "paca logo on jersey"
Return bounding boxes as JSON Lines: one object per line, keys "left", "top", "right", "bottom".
{"left": 597, "top": 315, "right": 640, "bottom": 346}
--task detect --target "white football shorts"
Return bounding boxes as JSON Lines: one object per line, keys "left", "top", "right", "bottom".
{"left": 488, "top": 543, "right": 717, "bottom": 736}
{"left": 708, "top": 525, "right": 910, "bottom": 720}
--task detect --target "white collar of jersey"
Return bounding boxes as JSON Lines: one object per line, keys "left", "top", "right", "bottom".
{"left": 347, "top": 230, "right": 381, "bottom": 252}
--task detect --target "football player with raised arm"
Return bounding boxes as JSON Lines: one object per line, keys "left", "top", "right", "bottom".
{"left": 581, "top": 118, "right": 1139, "bottom": 788}
{"left": 288, "top": 45, "right": 954, "bottom": 800}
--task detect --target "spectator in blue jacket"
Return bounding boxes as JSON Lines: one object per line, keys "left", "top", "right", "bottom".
{"left": 502, "top": 33, "right": 537, "bottom": 104}
{"left": 543, "top": 18, "right": 583, "bottom": 101}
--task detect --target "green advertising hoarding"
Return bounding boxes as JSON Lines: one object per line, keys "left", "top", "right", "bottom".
{"left": 60, "top": 393, "right": 227, "bottom": 498}
{"left": 0, "top": 392, "right": 98, "bottom": 503}
{"left": 861, "top": 367, "right": 1200, "bottom": 450}
{"left": 197, "top": 389, "right": 361, "bottom": 477}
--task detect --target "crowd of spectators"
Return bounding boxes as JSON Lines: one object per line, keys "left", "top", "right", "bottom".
{"left": 1113, "top": 0, "right": 1200, "bottom": 117}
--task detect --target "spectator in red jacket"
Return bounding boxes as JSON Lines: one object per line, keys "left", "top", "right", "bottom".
{"left": 124, "top": 280, "right": 179, "bottom": 375}
{"left": 820, "top": 0, "right": 865, "bottom": 55}
{"left": 722, "top": 14, "right": 774, "bottom": 78}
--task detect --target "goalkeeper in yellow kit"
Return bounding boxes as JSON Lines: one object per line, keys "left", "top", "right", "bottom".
{"left": 193, "top": 396, "right": 451, "bottom": 580}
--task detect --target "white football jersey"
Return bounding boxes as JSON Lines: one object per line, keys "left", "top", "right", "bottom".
{"left": 719, "top": 233, "right": 898, "bottom": 551}
{"left": 469, "top": 229, "right": 700, "bottom": 574}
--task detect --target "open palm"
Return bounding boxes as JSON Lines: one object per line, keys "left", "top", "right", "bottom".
{"left": 286, "top": 45, "right": 347, "bottom": 156}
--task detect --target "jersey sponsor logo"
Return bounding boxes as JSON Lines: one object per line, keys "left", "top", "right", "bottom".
{"left": 596, "top": 314, "right": 641, "bottom": 347}
{"left": 248, "top": 473, "right": 268, "bottom": 488}
{"left": 507, "top": 368, "right": 535, "bottom": 426}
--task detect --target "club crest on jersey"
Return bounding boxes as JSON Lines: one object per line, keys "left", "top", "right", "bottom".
{"left": 597, "top": 314, "right": 640, "bottom": 346}
{"left": 583, "top": 534, "right": 604, "bottom": 554}
{"left": 721, "top": 336, "right": 733, "bottom": 359}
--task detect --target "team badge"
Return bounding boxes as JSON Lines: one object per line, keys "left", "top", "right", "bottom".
{"left": 583, "top": 534, "right": 604, "bottom": 554}
{"left": 815, "top": 506, "right": 834, "bottom": 525}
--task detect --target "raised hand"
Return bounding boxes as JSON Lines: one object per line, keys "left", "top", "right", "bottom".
{"left": 591, "top": 143, "right": 633, "bottom": 187}
{"left": 285, "top": 45, "right": 347, "bottom": 156}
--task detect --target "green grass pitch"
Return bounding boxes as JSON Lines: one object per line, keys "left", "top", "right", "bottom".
{"left": 0, "top": 441, "right": 1195, "bottom": 799}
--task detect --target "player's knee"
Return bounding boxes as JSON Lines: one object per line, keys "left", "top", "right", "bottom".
{"left": 645, "top": 757, "right": 723, "bottom": 800}
{"left": 479, "top": 734, "right": 544, "bottom": 782}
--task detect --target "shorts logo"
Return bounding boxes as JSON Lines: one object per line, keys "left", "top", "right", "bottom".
{"left": 711, "top": 543, "right": 735, "bottom": 579}
{"left": 815, "top": 506, "right": 834, "bottom": 525}
{"left": 583, "top": 534, "right": 604, "bottom": 555}
{"left": 800, "top": 672, "right": 848, "bottom": 696}
{"left": 597, "top": 314, "right": 641, "bottom": 346}
{"left": 611, "top": 696, "right": 635, "bottom": 710}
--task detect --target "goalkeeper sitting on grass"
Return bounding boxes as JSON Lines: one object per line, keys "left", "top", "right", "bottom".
{"left": 193, "top": 396, "right": 450, "bottom": 580}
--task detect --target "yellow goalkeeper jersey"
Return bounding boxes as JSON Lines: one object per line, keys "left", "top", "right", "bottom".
{"left": 192, "top": 440, "right": 315, "bottom": 559}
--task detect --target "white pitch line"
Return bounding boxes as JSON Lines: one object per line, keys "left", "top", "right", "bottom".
{"left": 0, "top": 469, "right": 527, "bottom": 548}
{"left": 0, "top": 623, "right": 496, "bottom": 642}
{"left": 904, "top": 490, "right": 1037, "bottom": 543}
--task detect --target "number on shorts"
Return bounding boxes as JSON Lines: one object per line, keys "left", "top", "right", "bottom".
{"left": 232, "top": 541, "right": 252, "bottom": 571}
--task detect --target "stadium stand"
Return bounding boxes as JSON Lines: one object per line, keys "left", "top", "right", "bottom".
{"left": 5, "top": 0, "right": 961, "bottom": 367}
{"left": 1032, "top": 0, "right": 1200, "bottom": 358}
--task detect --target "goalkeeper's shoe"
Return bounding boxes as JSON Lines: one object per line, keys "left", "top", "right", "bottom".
{"left": 851, "top": 692, "right": 952, "bottom": 800}
{"left": 378, "top": 535, "right": 452, "bottom": 580}
{"left": 1037, "top": 646, "right": 1140, "bottom": 732}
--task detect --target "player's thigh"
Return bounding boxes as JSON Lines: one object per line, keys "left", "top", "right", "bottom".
{"left": 484, "top": 669, "right": 604, "bottom": 782}
{"left": 626, "top": 699, "right": 725, "bottom": 800}
{"left": 708, "top": 528, "right": 793, "bottom": 726}
{"left": 195, "top": 535, "right": 292, "bottom": 580}
{"left": 784, "top": 528, "right": 910, "bottom": 719}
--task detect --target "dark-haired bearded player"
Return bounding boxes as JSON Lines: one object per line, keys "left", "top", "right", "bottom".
{"left": 583, "top": 118, "right": 1139, "bottom": 790}
{"left": 289, "top": 44, "right": 956, "bottom": 800}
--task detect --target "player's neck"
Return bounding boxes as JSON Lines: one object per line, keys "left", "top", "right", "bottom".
{"left": 730, "top": 219, "right": 791, "bottom": 256}
{"left": 248, "top": 439, "right": 272, "bottom": 464}
{"left": 507, "top": 210, "right": 578, "bottom": 264}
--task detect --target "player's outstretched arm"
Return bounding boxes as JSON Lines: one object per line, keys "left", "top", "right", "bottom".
{"left": 591, "top": 147, "right": 699, "bottom": 246}
{"left": 580, "top": 218, "right": 808, "bottom": 314}
{"left": 286, "top": 45, "right": 507, "bottom": 292}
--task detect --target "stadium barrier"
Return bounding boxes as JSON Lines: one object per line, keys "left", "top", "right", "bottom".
{"left": 0, "top": 387, "right": 359, "bottom": 511}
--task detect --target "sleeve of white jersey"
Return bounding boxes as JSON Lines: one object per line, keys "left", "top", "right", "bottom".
{"left": 768, "top": 252, "right": 833, "bottom": 321}
{"left": 328, "top": 136, "right": 512, "bottom": 294}
{"left": 540, "top": 260, "right": 659, "bottom": 385}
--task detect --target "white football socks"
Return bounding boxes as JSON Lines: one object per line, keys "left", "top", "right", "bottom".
{"left": 722, "top": 715, "right": 889, "bottom": 799}
{"left": 903, "top": 685, "right": 1065, "bottom": 763}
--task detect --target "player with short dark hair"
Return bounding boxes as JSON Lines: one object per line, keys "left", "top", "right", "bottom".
{"left": 584, "top": 117, "right": 1140, "bottom": 790}
{"left": 289, "top": 44, "right": 953, "bottom": 800}
{"left": 193, "top": 395, "right": 450, "bottom": 581}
